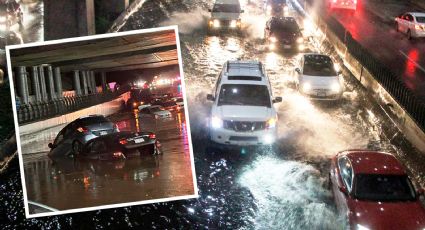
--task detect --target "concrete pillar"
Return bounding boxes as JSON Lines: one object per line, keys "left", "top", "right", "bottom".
{"left": 90, "top": 71, "right": 96, "bottom": 93}
{"left": 46, "top": 66, "right": 56, "bottom": 100}
{"left": 80, "top": 70, "right": 88, "bottom": 95}
{"left": 101, "top": 72, "right": 107, "bottom": 92}
{"left": 38, "top": 66, "right": 48, "bottom": 102}
{"left": 73, "top": 70, "right": 82, "bottom": 96}
{"left": 31, "top": 66, "right": 42, "bottom": 102}
{"left": 44, "top": 0, "right": 95, "bottom": 40}
{"left": 16, "top": 66, "right": 29, "bottom": 105}
{"left": 54, "top": 67, "right": 63, "bottom": 98}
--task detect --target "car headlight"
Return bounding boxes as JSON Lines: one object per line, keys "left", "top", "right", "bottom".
{"left": 230, "top": 20, "right": 237, "bottom": 28}
{"left": 356, "top": 224, "right": 370, "bottom": 230}
{"left": 266, "top": 117, "right": 277, "bottom": 129}
{"left": 302, "top": 82, "right": 312, "bottom": 92}
{"left": 211, "top": 116, "right": 223, "bottom": 129}
{"left": 213, "top": 19, "right": 220, "bottom": 28}
{"left": 331, "top": 82, "right": 341, "bottom": 93}
{"left": 283, "top": 6, "right": 289, "bottom": 13}
{"left": 263, "top": 134, "right": 275, "bottom": 144}
{"left": 298, "top": 44, "right": 305, "bottom": 50}
{"left": 297, "top": 37, "right": 304, "bottom": 43}
{"left": 267, "top": 5, "right": 272, "bottom": 14}
{"left": 270, "top": 36, "right": 277, "bottom": 43}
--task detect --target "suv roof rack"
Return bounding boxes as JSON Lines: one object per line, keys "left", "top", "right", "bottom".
{"left": 226, "top": 60, "right": 264, "bottom": 76}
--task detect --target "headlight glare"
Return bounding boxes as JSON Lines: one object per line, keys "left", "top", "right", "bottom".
{"left": 211, "top": 116, "right": 223, "bottom": 129}
{"left": 297, "top": 37, "right": 304, "bottom": 43}
{"left": 266, "top": 117, "right": 277, "bottom": 129}
{"left": 331, "top": 82, "right": 341, "bottom": 93}
{"left": 230, "top": 20, "right": 237, "bottom": 28}
{"left": 270, "top": 36, "right": 277, "bottom": 43}
{"left": 302, "top": 82, "right": 312, "bottom": 92}
{"left": 213, "top": 19, "right": 220, "bottom": 28}
{"left": 356, "top": 224, "right": 370, "bottom": 230}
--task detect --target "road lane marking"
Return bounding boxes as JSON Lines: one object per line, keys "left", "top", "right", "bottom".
{"left": 399, "top": 50, "right": 425, "bottom": 74}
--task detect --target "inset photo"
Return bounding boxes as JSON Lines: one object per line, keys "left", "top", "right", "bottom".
{"left": 6, "top": 26, "right": 197, "bottom": 218}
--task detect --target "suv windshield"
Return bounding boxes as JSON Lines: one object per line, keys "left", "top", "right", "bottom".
{"left": 213, "top": 4, "right": 241, "bottom": 13}
{"left": 354, "top": 174, "right": 416, "bottom": 202}
{"left": 303, "top": 55, "right": 337, "bottom": 76}
{"left": 272, "top": 20, "right": 299, "bottom": 34}
{"left": 416, "top": 16, "right": 425, "bottom": 23}
{"left": 218, "top": 84, "right": 271, "bottom": 107}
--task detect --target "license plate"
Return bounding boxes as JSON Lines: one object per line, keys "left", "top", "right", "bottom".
{"left": 284, "top": 45, "right": 291, "bottom": 49}
{"left": 134, "top": 138, "right": 145, "bottom": 143}
{"left": 317, "top": 92, "right": 326, "bottom": 97}
{"left": 100, "top": 131, "right": 107, "bottom": 135}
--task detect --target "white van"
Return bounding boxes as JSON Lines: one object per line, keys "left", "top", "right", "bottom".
{"left": 208, "top": 0, "right": 244, "bottom": 32}
{"left": 207, "top": 60, "right": 282, "bottom": 147}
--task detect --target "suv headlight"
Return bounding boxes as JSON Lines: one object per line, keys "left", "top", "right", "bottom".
{"left": 212, "top": 19, "right": 220, "bottom": 28}
{"left": 211, "top": 116, "right": 223, "bottom": 129}
{"left": 331, "top": 82, "right": 341, "bottom": 93}
{"left": 302, "top": 82, "right": 312, "bottom": 92}
{"left": 270, "top": 36, "right": 277, "bottom": 43}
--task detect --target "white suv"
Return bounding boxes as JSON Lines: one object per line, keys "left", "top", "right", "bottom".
{"left": 208, "top": 0, "right": 244, "bottom": 32}
{"left": 206, "top": 60, "right": 282, "bottom": 147}
{"left": 395, "top": 12, "right": 425, "bottom": 39}
{"left": 296, "top": 53, "right": 343, "bottom": 101}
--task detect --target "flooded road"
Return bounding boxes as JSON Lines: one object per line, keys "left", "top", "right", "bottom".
{"left": 1, "top": 0, "right": 425, "bottom": 229}
{"left": 22, "top": 110, "right": 194, "bottom": 213}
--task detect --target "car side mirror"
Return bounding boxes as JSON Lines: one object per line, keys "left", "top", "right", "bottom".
{"left": 208, "top": 9, "right": 212, "bottom": 12}
{"left": 207, "top": 94, "right": 215, "bottom": 101}
{"left": 273, "top": 97, "right": 282, "bottom": 103}
{"left": 48, "top": 143, "right": 55, "bottom": 149}
{"left": 241, "top": 9, "right": 245, "bottom": 13}
{"left": 295, "top": 68, "right": 301, "bottom": 74}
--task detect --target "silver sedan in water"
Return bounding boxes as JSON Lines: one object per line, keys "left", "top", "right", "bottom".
{"left": 48, "top": 115, "right": 119, "bottom": 157}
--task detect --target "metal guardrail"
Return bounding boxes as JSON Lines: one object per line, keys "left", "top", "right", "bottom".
{"left": 324, "top": 16, "right": 425, "bottom": 132}
{"left": 17, "top": 85, "right": 130, "bottom": 124}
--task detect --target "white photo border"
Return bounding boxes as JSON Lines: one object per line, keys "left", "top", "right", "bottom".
{"left": 5, "top": 25, "right": 199, "bottom": 219}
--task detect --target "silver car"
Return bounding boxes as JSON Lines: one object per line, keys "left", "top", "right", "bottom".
{"left": 48, "top": 115, "right": 118, "bottom": 157}
{"left": 395, "top": 12, "right": 425, "bottom": 39}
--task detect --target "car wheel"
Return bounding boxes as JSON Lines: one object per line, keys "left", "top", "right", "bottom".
{"left": 407, "top": 30, "right": 412, "bottom": 40}
{"left": 72, "top": 140, "right": 83, "bottom": 155}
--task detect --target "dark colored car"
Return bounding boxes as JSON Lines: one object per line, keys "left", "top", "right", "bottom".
{"left": 264, "top": 17, "right": 304, "bottom": 52}
{"left": 76, "top": 131, "right": 162, "bottom": 160}
{"left": 330, "top": 150, "right": 425, "bottom": 230}
{"left": 48, "top": 115, "right": 118, "bottom": 157}
{"left": 126, "top": 88, "right": 152, "bottom": 110}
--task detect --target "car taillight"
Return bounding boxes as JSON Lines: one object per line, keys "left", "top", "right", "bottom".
{"left": 149, "top": 133, "right": 156, "bottom": 139}
{"left": 113, "top": 152, "right": 124, "bottom": 158}
{"left": 119, "top": 138, "right": 128, "bottom": 145}
{"left": 77, "top": 127, "right": 89, "bottom": 133}
{"left": 332, "top": 0, "right": 337, "bottom": 3}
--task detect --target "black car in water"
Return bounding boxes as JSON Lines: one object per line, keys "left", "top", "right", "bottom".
{"left": 264, "top": 0, "right": 288, "bottom": 17}
{"left": 49, "top": 131, "right": 162, "bottom": 161}
{"left": 77, "top": 131, "right": 162, "bottom": 160}
{"left": 264, "top": 17, "right": 304, "bottom": 52}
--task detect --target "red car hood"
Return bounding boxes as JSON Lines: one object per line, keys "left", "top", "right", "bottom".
{"left": 349, "top": 199, "right": 425, "bottom": 230}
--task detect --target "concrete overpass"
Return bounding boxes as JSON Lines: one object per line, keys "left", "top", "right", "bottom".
{"left": 43, "top": 0, "right": 137, "bottom": 40}
{"left": 8, "top": 28, "right": 178, "bottom": 125}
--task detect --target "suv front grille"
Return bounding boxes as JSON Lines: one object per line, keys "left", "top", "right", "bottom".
{"left": 224, "top": 120, "right": 266, "bottom": 132}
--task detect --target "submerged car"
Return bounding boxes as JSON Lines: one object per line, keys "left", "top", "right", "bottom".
{"left": 208, "top": 0, "right": 244, "bottom": 33}
{"left": 395, "top": 12, "right": 425, "bottom": 39}
{"left": 207, "top": 60, "right": 282, "bottom": 147}
{"left": 330, "top": 150, "right": 425, "bottom": 230}
{"left": 48, "top": 115, "right": 119, "bottom": 156}
{"left": 264, "top": 17, "right": 304, "bottom": 51}
{"left": 296, "top": 53, "right": 343, "bottom": 100}
{"left": 139, "top": 105, "right": 172, "bottom": 119}
{"left": 77, "top": 131, "right": 162, "bottom": 160}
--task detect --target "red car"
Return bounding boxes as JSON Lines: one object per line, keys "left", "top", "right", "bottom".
{"left": 330, "top": 150, "right": 425, "bottom": 230}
